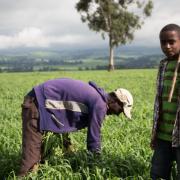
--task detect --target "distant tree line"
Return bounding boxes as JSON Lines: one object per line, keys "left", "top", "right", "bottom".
{"left": 0, "top": 56, "right": 83, "bottom": 72}
{"left": 0, "top": 54, "right": 163, "bottom": 72}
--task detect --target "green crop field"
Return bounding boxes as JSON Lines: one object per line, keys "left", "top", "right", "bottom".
{"left": 0, "top": 69, "right": 158, "bottom": 179}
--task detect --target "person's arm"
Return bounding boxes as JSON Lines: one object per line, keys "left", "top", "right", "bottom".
{"left": 86, "top": 106, "right": 106, "bottom": 154}
{"left": 150, "top": 60, "right": 164, "bottom": 149}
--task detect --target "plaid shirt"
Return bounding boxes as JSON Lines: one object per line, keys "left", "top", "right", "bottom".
{"left": 152, "top": 59, "right": 180, "bottom": 147}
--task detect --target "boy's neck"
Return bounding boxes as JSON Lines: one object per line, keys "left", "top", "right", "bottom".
{"left": 167, "top": 54, "right": 179, "bottom": 61}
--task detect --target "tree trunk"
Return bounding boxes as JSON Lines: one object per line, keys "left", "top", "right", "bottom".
{"left": 108, "top": 36, "right": 114, "bottom": 71}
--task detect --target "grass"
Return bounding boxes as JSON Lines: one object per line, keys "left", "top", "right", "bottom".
{"left": 0, "top": 69, "right": 157, "bottom": 179}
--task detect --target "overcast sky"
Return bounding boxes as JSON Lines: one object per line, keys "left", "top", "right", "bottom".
{"left": 0, "top": 0, "right": 179, "bottom": 50}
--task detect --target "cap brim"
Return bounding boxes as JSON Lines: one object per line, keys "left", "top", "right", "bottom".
{"left": 123, "top": 108, "right": 132, "bottom": 119}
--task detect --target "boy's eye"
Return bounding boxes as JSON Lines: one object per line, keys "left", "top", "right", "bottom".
{"left": 161, "top": 40, "right": 175, "bottom": 45}
{"left": 168, "top": 40, "right": 175, "bottom": 45}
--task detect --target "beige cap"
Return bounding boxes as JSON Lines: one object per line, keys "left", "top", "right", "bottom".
{"left": 114, "top": 88, "right": 133, "bottom": 119}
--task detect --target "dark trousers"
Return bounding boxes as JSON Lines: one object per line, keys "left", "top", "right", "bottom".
{"left": 18, "top": 96, "right": 42, "bottom": 176}
{"left": 18, "top": 96, "right": 71, "bottom": 176}
{"left": 150, "top": 139, "right": 180, "bottom": 180}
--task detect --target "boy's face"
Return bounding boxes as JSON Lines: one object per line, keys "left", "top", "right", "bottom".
{"left": 160, "top": 30, "right": 180, "bottom": 59}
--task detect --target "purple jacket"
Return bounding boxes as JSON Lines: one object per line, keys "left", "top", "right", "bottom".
{"left": 33, "top": 78, "right": 108, "bottom": 152}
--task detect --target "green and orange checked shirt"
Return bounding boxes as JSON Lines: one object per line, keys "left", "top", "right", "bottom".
{"left": 152, "top": 58, "right": 180, "bottom": 147}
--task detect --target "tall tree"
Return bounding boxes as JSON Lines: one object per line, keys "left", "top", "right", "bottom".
{"left": 76, "top": 0, "right": 153, "bottom": 71}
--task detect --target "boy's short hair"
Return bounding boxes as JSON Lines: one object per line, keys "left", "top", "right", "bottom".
{"left": 160, "top": 24, "right": 180, "bottom": 38}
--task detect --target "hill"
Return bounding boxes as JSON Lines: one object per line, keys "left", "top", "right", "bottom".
{"left": 0, "top": 46, "right": 164, "bottom": 72}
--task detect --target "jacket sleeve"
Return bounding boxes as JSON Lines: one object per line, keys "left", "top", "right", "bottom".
{"left": 86, "top": 104, "right": 106, "bottom": 153}
{"left": 152, "top": 60, "right": 165, "bottom": 129}
{"left": 151, "top": 60, "right": 165, "bottom": 148}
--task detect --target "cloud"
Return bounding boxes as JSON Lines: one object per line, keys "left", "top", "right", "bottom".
{"left": 0, "top": 27, "right": 48, "bottom": 48}
{"left": 131, "top": 0, "right": 180, "bottom": 47}
{"left": 0, "top": 27, "right": 101, "bottom": 49}
{"left": 0, "top": 0, "right": 179, "bottom": 49}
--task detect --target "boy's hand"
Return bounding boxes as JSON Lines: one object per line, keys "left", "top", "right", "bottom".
{"left": 150, "top": 138, "right": 156, "bottom": 150}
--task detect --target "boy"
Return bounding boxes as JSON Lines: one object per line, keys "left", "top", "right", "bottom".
{"left": 18, "top": 78, "right": 133, "bottom": 176}
{"left": 150, "top": 24, "right": 180, "bottom": 179}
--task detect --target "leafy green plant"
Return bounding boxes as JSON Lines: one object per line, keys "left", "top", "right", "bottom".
{"left": 0, "top": 69, "right": 159, "bottom": 179}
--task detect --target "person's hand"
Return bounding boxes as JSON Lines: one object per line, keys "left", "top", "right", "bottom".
{"left": 88, "top": 149, "right": 101, "bottom": 157}
{"left": 150, "top": 138, "right": 156, "bottom": 150}
{"left": 63, "top": 144, "right": 76, "bottom": 155}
